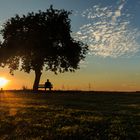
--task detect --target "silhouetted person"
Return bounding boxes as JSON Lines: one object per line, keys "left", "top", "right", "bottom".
{"left": 45, "top": 79, "right": 53, "bottom": 91}
{"left": 0, "top": 88, "right": 4, "bottom": 93}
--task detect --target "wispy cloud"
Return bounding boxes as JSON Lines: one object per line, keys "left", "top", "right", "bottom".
{"left": 112, "top": 0, "right": 125, "bottom": 23}
{"left": 79, "top": 60, "right": 88, "bottom": 68}
{"left": 73, "top": 0, "right": 140, "bottom": 58}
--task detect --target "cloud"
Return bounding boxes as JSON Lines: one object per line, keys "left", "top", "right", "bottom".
{"left": 112, "top": 0, "right": 125, "bottom": 22}
{"left": 73, "top": 0, "right": 140, "bottom": 58}
{"left": 79, "top": 60, "right": 88, "bottom": 68}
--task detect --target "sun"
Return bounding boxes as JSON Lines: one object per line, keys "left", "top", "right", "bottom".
{"left": 0, "top": 77, "right": 9, "bottom": 87}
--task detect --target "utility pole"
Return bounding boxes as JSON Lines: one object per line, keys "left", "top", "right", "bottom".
{"left": 88, "top": 83, "right": 91, "bottom": 91}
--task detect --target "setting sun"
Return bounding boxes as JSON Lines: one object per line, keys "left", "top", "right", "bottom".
{"left": 0, "top": 77, "right": 9, "bottom": 87}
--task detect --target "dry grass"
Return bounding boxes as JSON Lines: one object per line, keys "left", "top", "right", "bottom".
{"left": 0, "top": 91, "right": 139, "bottom": 139}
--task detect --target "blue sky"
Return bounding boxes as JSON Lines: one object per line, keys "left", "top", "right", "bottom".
{"left": 0, "top": 0, "right": 140, "bottom": 91}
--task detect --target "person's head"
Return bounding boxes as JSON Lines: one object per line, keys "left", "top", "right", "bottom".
{"left": 47, "top": 79, "right": 49, "bottom": 82}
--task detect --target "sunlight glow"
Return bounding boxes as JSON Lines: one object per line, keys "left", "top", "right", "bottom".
{"left": 0, "top": 77, "right": 9, "bottom": 87}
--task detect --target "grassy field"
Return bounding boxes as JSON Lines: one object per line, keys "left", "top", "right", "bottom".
{"left": 0, "top": 90, "right": 139, "bottom": 139}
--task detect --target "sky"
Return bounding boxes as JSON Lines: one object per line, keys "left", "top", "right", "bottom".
{"left": 0, "top": 0, "right": 140, "bottom": 91}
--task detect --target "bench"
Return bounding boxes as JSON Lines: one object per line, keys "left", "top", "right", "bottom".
{"left": 38, "top": 84, "right": 53, "bottom": 91}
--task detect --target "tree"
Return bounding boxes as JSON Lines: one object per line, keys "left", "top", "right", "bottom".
{"left": 0, "top": 6, "right": 88, "bottom": 90}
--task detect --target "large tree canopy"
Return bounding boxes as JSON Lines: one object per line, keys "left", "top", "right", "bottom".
{"left": 0, "top": 6, "right": 88, "bottom": 90}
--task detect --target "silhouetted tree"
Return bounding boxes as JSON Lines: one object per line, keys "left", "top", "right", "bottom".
{"left": 0, "top": 6, "right": 88, "bottom": 90}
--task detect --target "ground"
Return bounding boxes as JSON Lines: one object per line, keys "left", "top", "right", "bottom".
{"left": 0, "top": 90, "right": 140, "bottom": 139}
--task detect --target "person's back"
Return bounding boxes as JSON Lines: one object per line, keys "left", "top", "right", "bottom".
{"left": 45, "top": 79, "right": 53, "bottom": 91}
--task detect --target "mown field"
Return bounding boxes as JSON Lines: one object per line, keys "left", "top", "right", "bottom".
{"left": 0, "top": 90, "right": 139, "bottom": 140}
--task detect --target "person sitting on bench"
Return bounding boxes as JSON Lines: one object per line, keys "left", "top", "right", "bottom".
{"left": 45, "top": 79, "right": 53, "bottom": 91}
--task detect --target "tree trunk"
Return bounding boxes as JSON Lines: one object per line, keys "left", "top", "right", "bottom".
{"left": 33, "top": 69, "right": 42, "bottom": 91}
